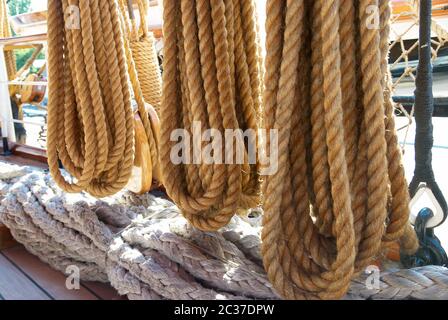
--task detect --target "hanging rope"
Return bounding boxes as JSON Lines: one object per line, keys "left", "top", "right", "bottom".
{"left": 47, "top": 0, "right": 159, "bottom": 197}
{"left": 0, "top": 0, "right": 17, "bottom": 94}
{"left": 261, "top": 0, "right": 419, "bottom": 300}
{"left": 120, "top": 0, "right": 162, "bottom": 110}
{"left": 117, "top": 0, "right": 162, "bottom": 183}
{"left": 409, "top": 0, "right": 447, "bottom": 224}
{"left": 159, "top": 0, "right": 263, "bottom": 231}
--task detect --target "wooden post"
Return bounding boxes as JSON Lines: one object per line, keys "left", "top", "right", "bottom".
{"left": 0, "top": 44, "right": 16, "bottom": 143}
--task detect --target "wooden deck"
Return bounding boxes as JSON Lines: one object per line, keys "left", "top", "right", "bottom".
{"left": 0, "top": 245, "right": 124, "bottom": 300}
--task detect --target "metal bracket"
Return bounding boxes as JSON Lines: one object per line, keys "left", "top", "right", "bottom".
{"left": 401, "top": 208, "right": 448, "bottom": 268}
{"left": 1, "top": 136, "right": 12, "bottom": 156}
{"left": 409, "top": 183, "right": 445, "bottom": 228}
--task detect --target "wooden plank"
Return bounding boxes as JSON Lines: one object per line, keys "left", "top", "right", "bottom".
{"left": 4, "top": 44, "right": 37, "bottom": 51}
{"left": 82, "top": 281, "right": 125, "bottom": 300}
{"left": 392, "top": 0, "right": 448, "bottom": 19}
{"left": 0, "top": 33, "right": 47, "bottom": 46}
{"left": 0, "top": 154, "right": 47, "bottom": 169}
{"left": 2, "top": 246, "right": 98, "bottom": 300}
{"left": 11, "top": 143, "right": 48, "bottom": 165}
{"left": 0, "top": 149, "right": 48, "bottom": 169}
{"left": 0, "top": 224, "right": 17, "bottom": 250}
{"left": 0, "top": 253, "right": 50, "bottom": 300}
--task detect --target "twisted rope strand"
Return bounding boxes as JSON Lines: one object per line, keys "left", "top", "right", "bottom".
{"left": 262, "top": 0, "right": 418, "bottom": 299}
{"left": 47, "top": 0, "right": 160, "bottom": 197}
{"left": 159, "top": 0, "right": 262, "bottom": 231}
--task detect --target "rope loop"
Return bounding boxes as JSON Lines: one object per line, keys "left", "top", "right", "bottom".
{"left": 47, "top": 0, "right": 160, "bottom": 197}
{"left": 261, "top": 0, "right": 419, "bottom": 300}
{"left": 159, "top": 0, "right": 263, "bottom": 231}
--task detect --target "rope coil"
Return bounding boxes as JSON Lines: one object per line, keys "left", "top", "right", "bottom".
{"left": 124, "top": 0, "right": 162, "bottom": 110}
{"left": 46, "top": 0, "right": 160, "bottom": 197}
{"left": 159, "top": 0, "right": 263, "bottom": 231}
{"left": 261, "top": 0, "right": 419, "bottom": 300}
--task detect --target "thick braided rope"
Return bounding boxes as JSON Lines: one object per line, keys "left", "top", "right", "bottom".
{"left": 0, "top": 165, "right": 258, "bottom": 299}
{"left": 0, "top": 172, "right": 117, "bottom": 281}
{"left": 0, "top": 164, "right": 445, "bottom": 300}
{"left": 10, "top": 224, "right": 106, "bottom": 281}
{"left": 0, "top": 166, "right": 174, "bottom": 284}
{"left": 107, "top": 263, "right": 163, "bottom": 299}
{"left": 1, "top": 211, "right": 107, "bottom": 281}
{"left": 159, "top": 0, "right": 263, "bottom": 231}
{"left": 120, "top": 218, "right": 278, "bottom": 299}
{"left": 222, "top": 216, "right": 263, "bottom": 265}
{"left": 261, "top": 0, "right": 418, "bottom": 300}
{"left": 348, "top": 266, "right": 448, "bottom": 300}
{"left": 107, "top": 236, "right": 247, "bottom": 300}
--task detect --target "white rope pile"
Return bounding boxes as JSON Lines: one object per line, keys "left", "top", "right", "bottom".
{"left": 0, "top": 164, "right": 144, "bottom": 282}
{"left": 1, "top": 162, "right": 448, "bottom": 300}
{"left": 347, "top": 266, "right": 448, "bottom": 300}
{"left": 107, "top": 217, "right": 278, "bottom": 299}
{"left": 0, "top": 162, "right": 277, "bottom": 299}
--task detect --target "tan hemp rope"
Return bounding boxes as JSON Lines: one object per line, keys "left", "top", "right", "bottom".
{"left": 261, "top": 0, "right": 418, "bottom": 300}
{"left": 1, "top": 0, "right": 17, "bottom": 93}
{"left": 159, "top": 0, "right": 263, "bottom": 231}
{"left": 120, "top": 0, "right": 162, "bottom": 110}
{"left": 47, "top": 0, "right": 158, "bottom": 197}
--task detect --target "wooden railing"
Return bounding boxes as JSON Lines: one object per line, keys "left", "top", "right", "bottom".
{"left": 0, "top": 33, "right": 47, "bottom": 147}
{"left": 392, "top": 0, "right": 448, "bottom": 20}
{"left": 0, "top": 33, "right": 46, "bottom": 47}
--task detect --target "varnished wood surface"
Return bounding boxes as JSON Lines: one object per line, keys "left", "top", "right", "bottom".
{"left": 0, "top": 246, "right": 124, "bottom": 300}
